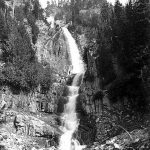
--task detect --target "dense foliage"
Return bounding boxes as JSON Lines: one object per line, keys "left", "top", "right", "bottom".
{"left": 0, "top": 0, "right": 53, "bottom": 94}
{"left": 51, "top": 0, "right": 150, "bottom": 112}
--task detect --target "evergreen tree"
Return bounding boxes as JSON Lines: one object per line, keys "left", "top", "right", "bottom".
{"left": 0, "top": 9, "right": 7, "bottom": 41}
{"left": 107, "top": 0, "right": 150, "bottom": 111}
{"left": 0, "top": 0, "right": 5, "bottom": 10}
{"left": 32, "top": 0, "right": 41, "bottom": 20}
{"left": 71, "top": 0, "right": 80, "bottom": 25}
{"left": 0, "top": 5, "right": 53, "bottom": 94}
{"left": 95, "top": 1, "right": 115, "bottom": 88}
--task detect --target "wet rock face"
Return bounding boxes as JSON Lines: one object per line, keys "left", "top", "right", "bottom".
{"left": 56, "top": 73, "right": 97, "bottom": 145}
{"left": 61, "top": 86, "right": 70, "bottom": 97}
{"left": 56, "top": 74, "right": 85, "bottom": 115}
{"left": 79, "top": 77, "right": 101, "bottom": 114}
{"left": 57, "top": 96, "right": 68, "bottom": 114}
{"left": 65, "top": 74, "right": 76, "bottom": 86}
{"left": 75, "top": 95, "right": 97, "bottom": 145}
{"left": 56, "top": 89, "right": 97, "bottom": 145}
{"left": 66, "top": 74, "right": 84, "bottom": 86}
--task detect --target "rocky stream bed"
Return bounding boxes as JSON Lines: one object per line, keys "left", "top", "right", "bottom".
{"left": 0, "top": 108, "right": 150, "bottom": 150}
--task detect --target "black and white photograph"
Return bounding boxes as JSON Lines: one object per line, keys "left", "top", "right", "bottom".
{"left": 0, "top": 0, "right": 150, "bottom": 149}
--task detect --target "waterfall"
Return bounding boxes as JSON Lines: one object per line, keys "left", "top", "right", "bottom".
{"left": 59, "top": 27, "right": 86, "bottom": 150}
{"left": 62, "top": 27, "right": 84, "bottom": 74}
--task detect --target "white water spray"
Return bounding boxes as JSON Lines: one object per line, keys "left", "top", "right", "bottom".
{"left": 62, "top": 27, "right": 84, "bottom": 74}
{"left": 47, "top": 16, "right": 55, "bottom": 28}
{"left": 59, "top": 27, "right": 86, "bottom": 150}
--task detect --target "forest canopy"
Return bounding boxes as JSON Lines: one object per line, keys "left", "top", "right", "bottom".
{"left": 49, "top": 0, "right": 150, "bottom": 112}
{"left": 0, "top": 0, "right": 150, "bottom": 111}
{"left": 0, "top": 0, "right": 53, "bottom": 94}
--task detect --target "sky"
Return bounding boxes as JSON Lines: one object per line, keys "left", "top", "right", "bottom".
{"left": 39, "top": 0, "right": 128, "bottom": 9}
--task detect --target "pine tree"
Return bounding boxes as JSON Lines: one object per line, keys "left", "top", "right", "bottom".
{"left": 107, "top": 0, "right": 150, "bottom": 111}
{"left": 32, "top": 0, "right": 40, "bottom": 20}
{"left": 0, "top": 0, "right": 5, "bottom": 10}
{"left": 95, "top": 1, "right": 115, "bottom": 88}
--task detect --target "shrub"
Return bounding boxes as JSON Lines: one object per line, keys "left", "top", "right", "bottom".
{"left": 0, "top": 15, "right": 53, "bottom": 94}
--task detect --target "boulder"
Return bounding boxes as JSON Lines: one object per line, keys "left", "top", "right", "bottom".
{"left": 0, "top": 91, "right": 13, "bottom": 111}
{"left": 29, "top": 101, "right": 38, "bottom": 113}
{"left": 14, "top": 114, "right": 62, "bottom": 137}
{"left": 0, "top": 125, "right": 58, "bottom": 150}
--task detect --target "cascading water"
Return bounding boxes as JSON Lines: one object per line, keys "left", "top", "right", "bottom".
{"left": 62, "top": 27, "right": 84, "bottom": 74}
{"left": 59, "top": 27, "right": 86, "bottom": 150}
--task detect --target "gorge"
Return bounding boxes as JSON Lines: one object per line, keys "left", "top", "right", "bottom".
{"left": 59, "top": 27, "right": 85, "bottom": 150}
{"left": 0, "top": 0, "right": 150, "bottom": 150}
